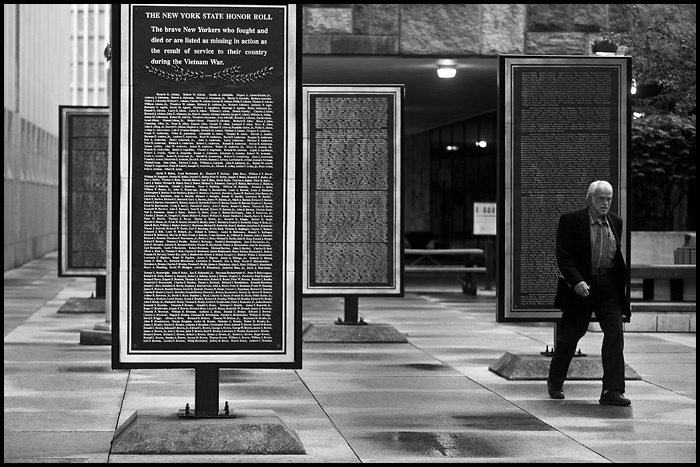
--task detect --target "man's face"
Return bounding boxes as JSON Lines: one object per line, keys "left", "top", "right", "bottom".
{"left": 589, "top": 185, "right": 613, "bottom": 219}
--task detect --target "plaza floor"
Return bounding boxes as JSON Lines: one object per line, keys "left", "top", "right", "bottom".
{"left": 4, "top": 251, "right": 696, "bottom": 463}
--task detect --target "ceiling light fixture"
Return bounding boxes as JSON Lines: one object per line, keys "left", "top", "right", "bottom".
{"left": 437, "top": 66, "right": 457, "bottom": 79}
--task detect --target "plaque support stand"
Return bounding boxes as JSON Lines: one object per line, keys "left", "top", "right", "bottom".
{"left": 302, "top": 295, "right": 407, "bottom": 342}
{"left": 335, "top": 296, "right": 366, "bottom": 325}
{"left": 195, "top": 365, "right": 219, "bottom": 417}
{"left": 489, "top": 321, "right": 640, "bottom": 380}
{"left": 76, "top": 275, "right": 110, "bottom": 344}
{"left": 113, "top": 367, "right": 306, "bottom": 454}
{"left": 95, "top": 276, "right": 106, "bottom": 298}
{"left": 178, "top": 365, "right": 233, "bottom": 418}
{"left": 540, "top": 321, "right": 586, "bottom": 357}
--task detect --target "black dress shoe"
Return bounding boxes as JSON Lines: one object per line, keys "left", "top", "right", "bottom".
{"left": 599, "top": 390, "right": 631, "bottom": 406}
{"left": 547, "top": 380, "right": 564, "bottom": 399}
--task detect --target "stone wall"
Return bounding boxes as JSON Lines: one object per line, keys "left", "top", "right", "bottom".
{"left": 301, "top": 4, "right": 639, "bottom": 57}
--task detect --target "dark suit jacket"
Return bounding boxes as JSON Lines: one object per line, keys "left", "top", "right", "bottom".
{"left": 553, "top": 207, "right": 630, "bottom": 318}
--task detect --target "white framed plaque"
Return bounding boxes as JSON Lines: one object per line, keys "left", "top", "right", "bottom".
{"left": 497, "top": 55, "right": 631, "bottom": 321}
{"left": 112, "top": 4, "right": 301, "bottom": 368}
{"left": 58, "top": 106, "right": 109, "bottom": 277}
{"left": 302, "top": 85, "right": 404, "bottom": 296}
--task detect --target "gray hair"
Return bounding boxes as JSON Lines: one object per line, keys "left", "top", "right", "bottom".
{"left": 586, "top": 180, "right": 613, "bottom": 200}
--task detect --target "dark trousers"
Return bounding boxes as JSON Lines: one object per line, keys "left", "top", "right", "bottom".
{"left": 548, "top": 272, "right": 626, "bottom": 392}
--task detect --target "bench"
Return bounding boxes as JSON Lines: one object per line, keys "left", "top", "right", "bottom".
{"left": 630, "top": 264, "right": 696, "bottom": 301}
{"left": 591, "top": 259, "right": 697, "bottom": 333}
{"left": 588, "top": 264, "right": 696, "bottom": 333}
{"left": 674, "top": 232, "right": 696, "bottom": 265}
{"left": 405, "top": 248, "right": 486, "bottom": 294}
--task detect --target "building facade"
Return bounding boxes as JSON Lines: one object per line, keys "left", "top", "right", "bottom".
{"left": 4, "top": 4, "right": 72, "bottom": 270}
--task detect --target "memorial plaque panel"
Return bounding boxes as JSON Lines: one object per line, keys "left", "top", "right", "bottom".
{"left": 112, "top": 4, "right": 301, "bottom": 367}
{"left": 498, "top": 55, "right": 630, "bottom": 321}
{"left": 59, "top": 106, "right": 109, "bottom": 277}
{"left": 302, "top": 86, "right": 403, "bottom": 295}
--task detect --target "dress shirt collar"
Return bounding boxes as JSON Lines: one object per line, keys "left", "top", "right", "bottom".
{"left": 588, "top": 211, "right": 609, "bottom": 225}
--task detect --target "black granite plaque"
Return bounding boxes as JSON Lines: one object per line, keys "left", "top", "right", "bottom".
{"left": 302, "top": 86, "right": 403, "bottom": 295}
{"left": 58, "top": 106, "right": 109, "bottom": 277}
{"left": 498, "top": 55, "right": 630, "bottom": 321}
{"left": 113, "top": 4, "right": 300, "bottom": 367}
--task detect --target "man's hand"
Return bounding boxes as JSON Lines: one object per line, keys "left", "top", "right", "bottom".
{"left": 574, "top": 281, "right": 590, "bottom": 297}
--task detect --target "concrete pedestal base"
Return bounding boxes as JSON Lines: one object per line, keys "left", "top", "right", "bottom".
{"left": 489, "top": 352, "right": 641, "bottom": 380}
{"left": 303, "top": 322, "right": 408, "bottom": 343}
{"left": 79, "top": 322, "right": 111, "bottom": 346}
{"left": 79, "top": 328, "right": 111, "bottom": 345}
{"left": 111, "top": 410, "right": 306, "bottom": 454}
{"left": 58, "top": 297, "right": 105, "bottom": 314}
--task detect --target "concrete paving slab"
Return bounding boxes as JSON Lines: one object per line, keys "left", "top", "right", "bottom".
{"left": 3, "top": 431, "right": 114, "bottom": 462}
{"left": 109, "top": 453, "right": 359, "bottom": 464}
{"left": 297, "top": 361, "right": 464, "bottom": 378}
{"left": 625, "top": 352, "right": 697, "bottom": 364}
{"left": 625, "top": 335, "right": 696, "bottom": 353}
{"left": 644, "top": 332, "right": 696, "bottom": 348}
{"left": 4, "top": 409, "right": 120, "bottom": 432}
{"left": 578, "top": 440, "right": 696, "bottom": 463}
{"left": 4, "top": 366, "right": 129, "bottom": 392}
{"left": 298, "top": 375, "right": 485, "bottom": 392}
{"left": 321, "top": 407, "right": 552, "bottom": 432}
{"left": 300, "top": 346, "right": 438, "bottom": 362}
{"left": 314, "top": 390, "right": 510, "bottom": 411}
{"left": 338, "top": 430, "right": 608, "bottom": 462}
{"left": 3, "top": 344, "right": 112, "bottom": 363}
{"left": 491, "top": 384, "right": 604, "bottom": 403}
{"left": 4, "top": 389, "right": 124, "bottom": 412}
{"left": 303, "top": 341, "right": 426, "bottom": 353}
{"left": 550, "top": 419, "right": 696, "bottom": 442}
{"left": 625, "top": 363, "right": 696, "bottom": 398}
{"left": 514, "top": 397, "right": 695, "bottom": 423}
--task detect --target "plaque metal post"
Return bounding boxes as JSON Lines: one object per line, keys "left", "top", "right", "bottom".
{"left": 95, "top": 276, "right": 106, "bottom": 298}
{"left": 179, "top": 365, "right": 234, "bottom": 418}
{"left": 335, "top": 296, "right": 366, "bottom": 325}
{"left": 195, "top": 365, "right": 219, "bottom": 417}
{"left": 541, "top": 320, "right": 585, "bottom": 357}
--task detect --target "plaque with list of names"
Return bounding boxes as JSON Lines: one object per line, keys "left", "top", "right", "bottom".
{"left": 112, "top": 4, "right": 301, "bottom": 368}
{"left": 302, "top": 86, "right": 403, "bottom": 295}
{"left": 497, "top": 55, "right": 630, "bottom": 322}
{"left": 58, "top": 106, "right": 109, "bottom": 277}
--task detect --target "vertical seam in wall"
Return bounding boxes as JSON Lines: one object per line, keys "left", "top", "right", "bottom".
{"left": 15, "top": 4, "right": 20, "bottom": 112}
{"left": 397, "top": 4, "right": 402, "bottom": 55}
